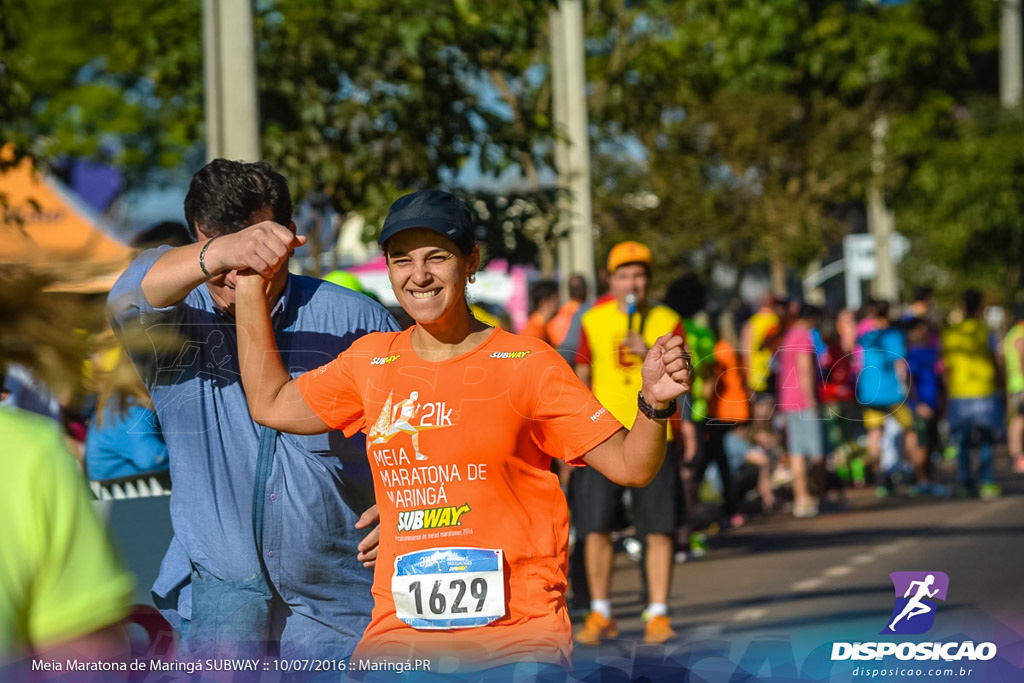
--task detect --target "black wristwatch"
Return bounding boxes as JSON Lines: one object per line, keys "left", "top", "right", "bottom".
{"left": 637, "top": 392, "right": 676, "bottom": 420}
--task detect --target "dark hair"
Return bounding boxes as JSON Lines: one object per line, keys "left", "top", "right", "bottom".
{"left": 906, "top": 316, "right": 928, "bottom": 333}
{"left": 912, "top": 285, "right": 933, "bottom": 302}
{"left": 132, "top": 221, "right": 194, "bottom": 249}
{"left": 963, "top": 289, "right": 983, "bottom": 316}
{"left": 798, "top": 302, "right": 823, "bottom": 320}
{"left": 183, "top": 159, "right": 293, "bottom": 240}
{"left": 874, "top": 299, "right": 891, "bottom": 321}
{"left": 568, "top": 274, "right": 588, "bottom": 303}
{"left": 530, "top": 280, "right": 560, "bottom": 311}
{"left": 664, "top": 274, "right": 707, "bottom": 319}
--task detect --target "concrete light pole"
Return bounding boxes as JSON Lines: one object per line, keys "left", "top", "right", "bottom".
{"left": 203, "top": 0, "right": 261, "bottom": 162}
{"left": 549, "top": 0, "right": 597, "bottom": 297}
{"left": 868, "top": 115, "right": 898, "bottom": 304}
{"left": 1003, "top": 0, "right": 1023, "bottom": 107}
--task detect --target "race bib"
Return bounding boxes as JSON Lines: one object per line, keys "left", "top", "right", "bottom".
{"left": 392, "top": 547, "right": 506, "bottom": 629}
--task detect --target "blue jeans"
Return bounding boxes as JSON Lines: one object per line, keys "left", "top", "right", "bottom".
{"left": 947, "top": 396, "right": 999, "bottom": 488}
{"left": 182, "top": 566, "right": 274, "bottom": 660}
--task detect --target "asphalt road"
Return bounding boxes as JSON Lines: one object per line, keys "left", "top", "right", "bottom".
{"left": 570, "top": 455, "right": 1024, "bottom": 682}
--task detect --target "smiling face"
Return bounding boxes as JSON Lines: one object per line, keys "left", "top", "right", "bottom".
{"left": 384, "top": 228, "right": 479, "bottom": 327}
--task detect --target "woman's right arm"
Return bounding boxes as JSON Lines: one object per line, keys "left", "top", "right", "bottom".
{"left": 235, "top": 271, "right": 331, "bottom": 435}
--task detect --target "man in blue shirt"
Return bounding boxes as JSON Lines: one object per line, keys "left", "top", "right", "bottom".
{"left": 108, "top": 159, "right": 399, "bottom": 660}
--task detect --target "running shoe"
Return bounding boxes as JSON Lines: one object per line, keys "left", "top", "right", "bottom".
{"left": 622, "top": 537, "right": 643, "bottom": 562}
{"left": 793, "top": 502, "right": 819, "bottom": 518}
{"left": 910, "top": 482, "right": 949, "bottom": 497}
{"left": 673, "top": 550, "right": 692, "bottom": 564}
{"left": 688, "top": 532, "right": 708, "bottom": 557}
{"left": 979, "top": 483, "right": 1002, "bottom": 500}
{"left": 643, "top": 615, "right": 676, "bottom": 645}
{"left": 575, "top": 612, "right": 618, "bottom": 646}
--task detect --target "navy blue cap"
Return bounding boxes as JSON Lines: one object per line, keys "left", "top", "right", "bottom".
{"left": 377, "top": 190, "right": 475, "bottom": 252}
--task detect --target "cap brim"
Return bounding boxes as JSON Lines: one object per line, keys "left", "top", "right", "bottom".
{"left": 378, "top": 217, "right": 464, "bottom": 245}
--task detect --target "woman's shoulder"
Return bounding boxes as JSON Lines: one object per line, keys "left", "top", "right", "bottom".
{"left": 348, "top": 328, "right": 406, "bottom": 352}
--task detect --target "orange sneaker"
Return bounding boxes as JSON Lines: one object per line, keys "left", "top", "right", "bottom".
{"left": 643, "top": 615, "right": 676, "bottom": 644}
{"left": 575, "top": 612, "right": 619, "bottom": 646}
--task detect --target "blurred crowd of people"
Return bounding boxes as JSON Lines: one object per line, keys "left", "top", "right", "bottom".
{"left": 513, "top": 260, "right": 1021, "bottom": 646}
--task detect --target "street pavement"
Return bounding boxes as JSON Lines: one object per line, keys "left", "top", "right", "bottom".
{"left": 569, "top": 454, "right": 1024, "bottom": 682}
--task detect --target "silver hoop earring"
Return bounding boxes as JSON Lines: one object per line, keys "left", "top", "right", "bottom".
{"left": 468, "top": 274, "right": 476, "bottom": 284}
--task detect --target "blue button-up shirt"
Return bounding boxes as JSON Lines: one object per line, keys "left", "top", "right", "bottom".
{"left": 108, "top": 247, "right": 399, "bottom": 657}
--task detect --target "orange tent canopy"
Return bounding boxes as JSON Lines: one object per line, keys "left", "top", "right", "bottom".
{"left": 1, "top": 156, "right": 134, "bottom": 292}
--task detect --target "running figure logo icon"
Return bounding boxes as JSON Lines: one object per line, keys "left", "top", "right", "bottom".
{"left": 882, "top": 571, "right": 949, "bottom": 635}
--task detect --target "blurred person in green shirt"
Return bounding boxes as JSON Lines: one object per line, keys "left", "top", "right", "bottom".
{"left": 1, "top": 397, "right": 133, "bottom": 664}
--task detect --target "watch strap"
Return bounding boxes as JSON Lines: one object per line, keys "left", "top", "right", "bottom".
{"left": 638, "top": 391, "right": 676, "bottom": 420}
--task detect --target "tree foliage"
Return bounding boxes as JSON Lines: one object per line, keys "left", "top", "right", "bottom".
{"left": 4, "top": 0, "right": 1019, "bottom": 302}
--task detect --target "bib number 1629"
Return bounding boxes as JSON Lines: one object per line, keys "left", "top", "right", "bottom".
{"left": 408, "top": 577, "right": 488, "bottom": 616}
{"left": 392, "top": 547, "right": 505, "bottom": 630}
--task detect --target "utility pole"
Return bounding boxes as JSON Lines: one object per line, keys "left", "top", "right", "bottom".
{"left": 549, "top": 0, "right": 596, "bottom": 298}
{"left": 203, "top": 0, "right": 261, "bottom": 162}
{"left": 868, "top": 115, "right": 898, "bottom": 304}
{"left": 1003, "top": 0, "right": 1023, "bottom": 107}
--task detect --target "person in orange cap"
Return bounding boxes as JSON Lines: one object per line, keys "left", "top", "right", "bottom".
{"left": 571, "top": 241, "right": 687, "bottom": 646}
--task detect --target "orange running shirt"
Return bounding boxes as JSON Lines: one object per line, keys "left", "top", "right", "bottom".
{"left": 708, "top": 338, "right": 751, "bottom": 422}
{"left": 296, "top": 327, "right": 623, "bottom": 671}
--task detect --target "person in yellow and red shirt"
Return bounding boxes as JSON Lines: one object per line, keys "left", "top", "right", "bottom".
{"left": 233, "top": 191, "right": 693, "bottom": 677}
{"left": 571, "top": 241, "right": 687, "bottom": 647}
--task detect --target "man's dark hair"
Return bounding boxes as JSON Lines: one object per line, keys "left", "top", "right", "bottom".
{"left": 963, "top": 289, "right": 983, "bottom": 317}
{"left": 530, "top": 280, "right": 560, "bottom": 310}
{"left": 664, "top": 274, "right": 707, "bottom": 319}
{"left": 874, "top": 299, "right": 891, "bottom": 321}
{"left": 183, "top": 159, "right": 293, "bottom": 239}
{"left": 912, "top": 285, "right": 933, "bottom": 302}
{"left": 568, "top": 274, "right": 588, "bottom": 303}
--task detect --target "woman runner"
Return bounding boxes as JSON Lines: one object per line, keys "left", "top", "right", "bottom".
{"left": 234, "top": 190, "right": 692, "bottom": 676}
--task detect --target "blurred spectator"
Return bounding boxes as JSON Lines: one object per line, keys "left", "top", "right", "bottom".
{"left": 905, "top": 317, "right": 947, "bottom": 494}
{"left": 740, "top": 293, "right": 780, "bottom": 400}
{"left": 84, "top": 332, "right": 169, "bottom": 482}
{"left": 942, "top": 290, "right": 1002, "bottom": 498}
{"left": 573, "top": 241, "right": 684, "bottom": 646}
{"left": 520, "top": 279, "right": 561, "bottom": 344}
{"left": 816, "top": 311, "right": 862, "bottom": 488}
{"left": 1, "top": 399, "right": 133, "bottom": 664}
{"left": 704, "top": 310, "right": 752, "bottom": 524}
{"left": 0, "top": 362, "right": 62, "bottom": 422}
{"left": 665, "top": 275, "right": 738, "bottom": 532}
{"left": 856, "top": 301, "right": 914, "bottom": 494}
{"left": 999, "top": 306, "right": 1024, "bottom": 473}
{"left": 723, "top": 423, "right": 777, "bottom": 514}
{"left": 777, "top": 302, "right": 825, "bottom": 518}
{"left": 548, "top": 274, "right": 588, "bottom": 347}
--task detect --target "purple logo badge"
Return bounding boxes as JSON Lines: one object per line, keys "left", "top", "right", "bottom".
{"left": 882, "top": 571, "right": 949, "bottom": 635}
